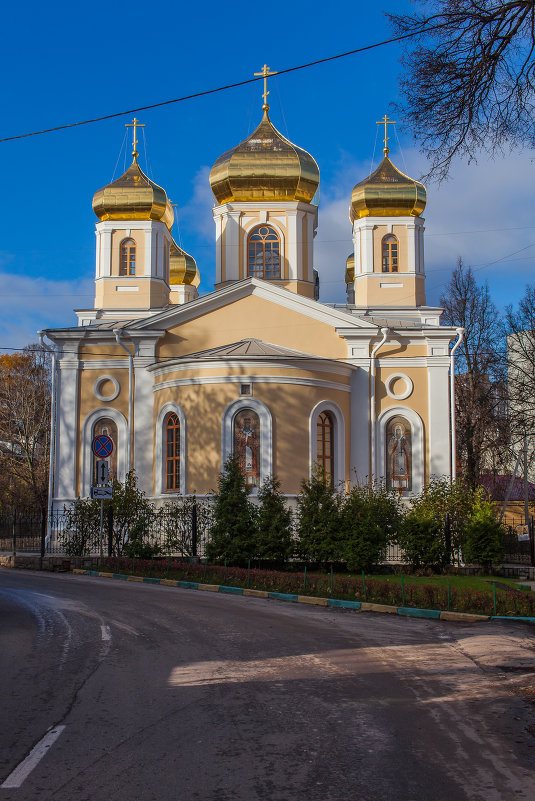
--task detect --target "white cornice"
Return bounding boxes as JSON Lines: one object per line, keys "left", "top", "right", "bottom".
{"left": 150, "top": 357, "right": 353, "bottom": 378}
{"left": 154, "top": 374, "right": 351, "bottom": 393}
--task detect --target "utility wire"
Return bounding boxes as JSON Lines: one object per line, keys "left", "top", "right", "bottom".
{"left": 0, "top": 25, "right": 443, "bottom": 144}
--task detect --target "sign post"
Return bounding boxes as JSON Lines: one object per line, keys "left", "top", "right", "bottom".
{"left": 92, "top": 436, "right": 114, "bottom": 562}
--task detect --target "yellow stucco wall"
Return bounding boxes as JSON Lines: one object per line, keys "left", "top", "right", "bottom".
{"left": 153, "top": 381, "right": 351, "bottom": 494}
{"left": 157, "top": 294, "right": 348, "bottom": 360}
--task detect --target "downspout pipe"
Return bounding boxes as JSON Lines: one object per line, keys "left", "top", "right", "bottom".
{"left": 38, "top": 331, "right": 57, "bottom": 537}
{"left": 450, "top": 328, "right": 465, "bottom": 483}
{"left": 370, "top": 327, "right": 390, "bottom": 484}
{"left": 113, "top": 329, "right": 134, "bottom": 474}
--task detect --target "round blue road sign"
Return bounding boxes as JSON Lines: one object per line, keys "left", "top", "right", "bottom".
{"left": 92, "top": 435, "right": 114, "bottom": 458}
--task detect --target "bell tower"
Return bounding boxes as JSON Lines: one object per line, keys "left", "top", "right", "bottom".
{"left": 349, "top": 117, "right": 427, "bottom": 309}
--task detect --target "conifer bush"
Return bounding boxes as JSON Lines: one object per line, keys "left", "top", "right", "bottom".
{"left": 340, "top": 483, "right": 402, "bottom": 571}
{"left": 205, "top": 454, "right": 257, "bottom": 565}
{"left": 296, "top": 466, "right": 342, "bottom": 563}
{"left": 255, "top": 476, "right": 294, "bottom": 563}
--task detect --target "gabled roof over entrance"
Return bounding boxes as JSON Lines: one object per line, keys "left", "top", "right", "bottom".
{"left": 126, "top": 278, "right": 379, "bottom": 333}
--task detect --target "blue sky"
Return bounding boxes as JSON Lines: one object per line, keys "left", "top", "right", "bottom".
{"left": 1, "top": 0, "right": 534, "bottom": 347}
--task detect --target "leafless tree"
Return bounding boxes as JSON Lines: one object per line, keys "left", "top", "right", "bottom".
{"left": 441, "top": 259, "right": 509, "bottom": 487}
{"left": 389, "top": 1, "right": 535, "bottom": 180}
{"left": 0, "top": 347, "right": 51, "bottom": 509}
{"left": 505, "top": 285, "right": 535, "bottom": 464}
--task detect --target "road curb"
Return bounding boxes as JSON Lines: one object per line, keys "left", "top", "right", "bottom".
{"left": 70, "top": 569, "right": 534, "bottom": 624}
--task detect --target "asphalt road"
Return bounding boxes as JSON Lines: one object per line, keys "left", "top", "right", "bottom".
{"left": 0, "top": 570, "right": 534, "bottom": 801}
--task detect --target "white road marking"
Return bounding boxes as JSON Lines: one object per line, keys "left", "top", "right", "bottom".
{"left": 1, "top": 726, "right": 66, "bottom": 789}
{"left": 101, "top": 624, "right": 111, "bottom": 641}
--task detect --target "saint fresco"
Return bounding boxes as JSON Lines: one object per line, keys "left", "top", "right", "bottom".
{"left": 234, "top": 410, "right": 260, "bottom": 486}
{"left": 386, "top": 416, "right": 412, "bottom": 491}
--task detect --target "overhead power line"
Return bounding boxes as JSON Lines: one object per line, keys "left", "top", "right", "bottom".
{"left": 0, "top": 25, "right": 442, "bottom": 144}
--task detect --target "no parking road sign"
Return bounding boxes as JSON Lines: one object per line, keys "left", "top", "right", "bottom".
{"left": 92, "top": 435, "right": 114, "bottom": 458}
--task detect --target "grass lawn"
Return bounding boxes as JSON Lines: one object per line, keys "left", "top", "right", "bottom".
{"left": 364, "top": 573, "right": 529, "bottom": 593}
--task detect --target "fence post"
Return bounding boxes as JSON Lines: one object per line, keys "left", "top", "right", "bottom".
{"left": 107, "top": 505, "right": 113, "bottom": 558}
{"left": 191, "top": 502, "right": 198, "bottom": 558}
{"left": 12, "top": 509, "right": 16, "bottom": 559}
{"left": 444, "top": 512, "right": 451, "bottom": 565}
{"left": 530, "top": 516, "right": 535, "bottom": 568}
{"left": 40, "top": 507, "right": 46, "bottom": 567}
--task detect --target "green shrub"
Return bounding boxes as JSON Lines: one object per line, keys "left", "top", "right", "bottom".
{"left": 340, "top": 483, "right": 402, "bottom": 571}
{"left": 397, "top": 512, "right": 446, "bottom": 569}
{"left": 62, "top": 497, "right": 101, "bottom": 556}
{"left": 462, "top": 494, "right": 504, "bottom": 569}
{"left": 255, "top": 476, "right": 294, "bottom": 563}
{"left": 296, "top": 466, "right": 342, "bottom": 563}
{"left": 205, "top": 454, "right": 257, "bottom": 565}
{"left": 107, "top": 471, "right": 156, "bottom": 556}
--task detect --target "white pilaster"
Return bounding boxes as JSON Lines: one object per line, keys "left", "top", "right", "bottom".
{"left": 225, "top": 211, "right": 241, "bottom": 281}
{"left": 427, "top": 363, "right": 451, "bottom": 478}
{"left": 144, "top": 229, "right": 153, "bottom": 277}
{"left": 132, "top": 358, "right": 155, "bottom": 496}
{"left": 55, "top": 356, "right": 79, "bottom": 500}
{"left": 100, "top": 230, "right": 112, "bottom": 277}
{"left": 349, "top": 365, "right": 371, "bottom": 483}
{"left": 407, "top": 223, "right": 416, "bottom": 272}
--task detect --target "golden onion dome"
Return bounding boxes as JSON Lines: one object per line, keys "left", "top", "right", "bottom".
{"left": 93, "top": 156, "right": 174, "bottom": 231}
{"left": 169, "top": 241, "right": 200, "bottom": 287}
{"left": 345, "top": 252, "right": 355, "bottom": 284}
{"left": 350, "top": 155, "right": 426, "bottom": 222}
{"left": 209, "top": 109, "right": 320, "bottom": 205}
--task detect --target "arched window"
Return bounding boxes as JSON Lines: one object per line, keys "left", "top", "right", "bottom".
{"left": 382, "top": 234, "right": 398, "bottom": 273}
{"left": 247, "top": 225, "right": 281, "bottom": 279}
{"left": 92, "top": 418, "right": 118, "bottom": 484}
{"left": 233, "top": 409, "right": 260, "bottom": 486}
{"left": 386, "top": 416, "right": 412, "bottom": 492}
{"left": 120, "top": 239, "right": 136, "bottom": 276}
{"left": 317, "top": 411, "right": 334, "bottom": 486}
{"left": 165, "top": 413, "right": 181, "bottom": 491}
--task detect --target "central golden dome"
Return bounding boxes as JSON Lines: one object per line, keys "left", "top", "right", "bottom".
{"left": 209, "top": 110, "right": 320, "bottom": 205}
{"left": 350, "top": 155, "right": 426, "bottom": 221}
{"left": 92, "top": 157, "right": 174, "bottom": 230}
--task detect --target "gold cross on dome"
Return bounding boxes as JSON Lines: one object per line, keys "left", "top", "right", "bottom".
{"left": 254, "top": 64, "right": 278, "bottom": 110}
{"left": 376, "top": 114, "right": 396, "bottom": 155}
{"left": 125, "top": 117, "right": 145, "bottom": 158}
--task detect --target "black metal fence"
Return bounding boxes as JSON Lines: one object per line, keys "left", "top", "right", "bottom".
{"left": 1, "top": 507, "right": 533, "bottom": 567}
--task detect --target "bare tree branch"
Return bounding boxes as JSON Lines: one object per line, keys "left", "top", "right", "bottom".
{"left": 389, "top": 1, "right": 535, "bottom": 180}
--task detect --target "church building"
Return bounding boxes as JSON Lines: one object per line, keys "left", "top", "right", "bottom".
{"left": 43, "top": 73, "right": 460, "bottom": 510}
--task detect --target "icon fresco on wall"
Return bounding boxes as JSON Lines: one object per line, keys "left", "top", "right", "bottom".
{"left": 386, "top": 416, "right": 412, "bottom": 491}
{"left": 234, "top": 409, "right": 260, "bottom": 486}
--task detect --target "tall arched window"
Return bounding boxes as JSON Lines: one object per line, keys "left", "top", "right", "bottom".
{"left": 120, "top": 238, "right": 136, "bottom": 276}
{"left": 317, "top": 411, "right": 334, "bottom": 486}
{"left": 382, "top": 234, "right": 398, "bottom": 273}
{"left": 92, "top": 418, "right": 118, "bottom": 484}
{"left": 233, "top": 409, "right": 260, "bottom": 486}
{"left": 165, "top": 413, "right": 181, "bottom": 491}
{"left": 386, "top": 416, "right": 412, "bottom": 492}
{"left": 247, "top": 225, "right": 281, "bottom": 279}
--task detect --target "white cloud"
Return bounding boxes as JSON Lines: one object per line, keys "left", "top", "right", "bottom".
{"left": 0, "top": 273, "right": 93, "bottom": 349}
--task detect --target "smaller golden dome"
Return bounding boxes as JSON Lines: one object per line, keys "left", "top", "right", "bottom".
{"left": 169, "top": 241, "right": 200, "bottom": 287}
{"left": 345, "top": 252, "right": 355, "bottom": 284}
{"left": 350, "top": 155, "right": 426, "bottom": 222}
{"left": 209, "top": 109, "right": 319, "bottom": 205}
{"left": 93, "top": 157, "right": 174, "bottom": 231}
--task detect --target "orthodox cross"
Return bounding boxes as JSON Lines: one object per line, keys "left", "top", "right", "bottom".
{"left": 126, "top": 118, "right": 145, "bottom": 158}
{"left": 376, "top": 115, "right": 396, "bottom": 155}
{"left": 254, "top": 64, "right": 277, "bottom": 110}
